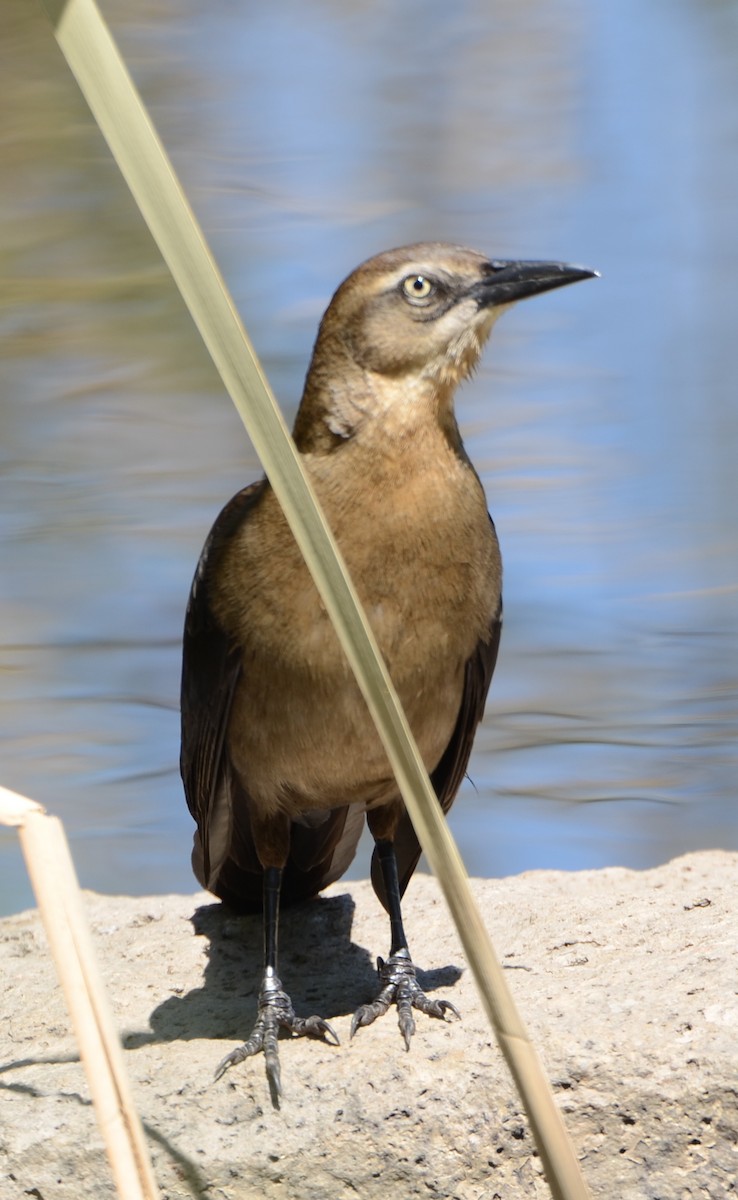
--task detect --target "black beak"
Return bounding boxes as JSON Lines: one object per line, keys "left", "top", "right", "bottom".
{"left": 470, "top": 260, "right": 599, "bottom": 308}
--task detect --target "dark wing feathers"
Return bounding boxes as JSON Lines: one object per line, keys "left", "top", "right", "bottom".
{"left": 180, "top": 483, "right": 264, "bottom": 888}
{"left": 371, "top": 598, "right": 502, "bottom": 910}
{"left": 180, "top": 480, "right": 365, "bottom": 910}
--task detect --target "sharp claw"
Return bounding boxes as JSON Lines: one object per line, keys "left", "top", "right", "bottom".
{"left": 398, "top": 1009, "right": 415, "bottom": 1051}
{"left": 214, "top": 1050, "right": 239, "bottom": 1082}
{"left": 396, "top": 982, "right": 416, "bottom": 1050}
{"left": 317, "top": 1018, "right": 341, "bottom": 1046}
{"left": 293, "top": 1012, "right": 341, "bottom": 1045}
{"left": 263, "top": 1013, "right": 281, "bottom": 1095}
{"left": 350, "top": 1004, "right": 378, "bottom": 1039}
{"left": 215, "top": 977, "right": 337, "bottom": 1090}
{"left": 351, "top": 951, "right": 459, "bottom": 1046}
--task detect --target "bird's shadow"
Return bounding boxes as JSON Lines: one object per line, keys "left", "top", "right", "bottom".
{"left": 126, "top": 891, "right": 461, "bottom": 1051}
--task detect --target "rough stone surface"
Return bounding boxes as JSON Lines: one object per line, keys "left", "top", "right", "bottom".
{"left": 1, "top": 851, "right": 736, "bottom": 1199}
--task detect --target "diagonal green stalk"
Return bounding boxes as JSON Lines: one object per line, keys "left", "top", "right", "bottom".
{"left": 40, "top": 3, "right": 591, "bottom": 1196}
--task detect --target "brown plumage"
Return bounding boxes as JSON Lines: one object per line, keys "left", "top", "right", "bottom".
{"left": 180, "top": 243, "right": 596, "bottom": 1096}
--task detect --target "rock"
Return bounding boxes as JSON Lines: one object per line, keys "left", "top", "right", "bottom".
{"left": 1, "top": 851, "right": 736, "bottom": 1199}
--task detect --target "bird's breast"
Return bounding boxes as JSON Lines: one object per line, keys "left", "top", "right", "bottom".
{"left": 213, "top": 439, "right": 501, "bottom": 813}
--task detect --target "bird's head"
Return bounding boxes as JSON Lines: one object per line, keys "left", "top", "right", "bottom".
{"left": 296, "top": 243, "right": 597, "bottom": 447}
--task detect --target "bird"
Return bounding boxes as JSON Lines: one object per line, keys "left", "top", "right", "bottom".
{"left": 180, "top": 242, "right": 596, "bottom": 1096}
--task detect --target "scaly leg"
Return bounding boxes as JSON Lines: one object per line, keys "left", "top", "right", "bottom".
{"left": 215, "top": 866, "right": 338, "bottom": 1096}
{"left": 351, "top": 839, "right": 459, "bottom": 1049}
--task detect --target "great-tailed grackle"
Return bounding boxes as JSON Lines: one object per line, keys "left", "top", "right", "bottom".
{"left": 180, "top": 243, "right": 596, "bottom": 1094}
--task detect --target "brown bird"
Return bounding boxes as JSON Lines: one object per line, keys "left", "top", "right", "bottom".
{"left": 180, "top": 243, "right": 596, "bottom": 1095}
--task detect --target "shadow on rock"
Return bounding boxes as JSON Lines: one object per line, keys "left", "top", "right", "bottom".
{"left": 130, "top": 890, "right": 461, "bottom": 1051}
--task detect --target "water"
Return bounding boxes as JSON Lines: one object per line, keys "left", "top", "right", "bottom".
{"left": 1, "top": 0, "right": 737, "bottom": 915}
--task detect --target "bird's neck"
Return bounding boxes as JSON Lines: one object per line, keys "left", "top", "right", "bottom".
{"left": 292, "top": 336, "right": 465, "bottom": 457}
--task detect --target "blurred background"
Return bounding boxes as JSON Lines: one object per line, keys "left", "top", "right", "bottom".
{"left": 1, "top": 0, "right": 737, "bottom": 916}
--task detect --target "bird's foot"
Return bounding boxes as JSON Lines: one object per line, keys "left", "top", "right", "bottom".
{"left": 350, "top": 948, "right": 460, "bottom": 1050}
{"left": 214, "top": 969, "right": 339, "bottom": 1096}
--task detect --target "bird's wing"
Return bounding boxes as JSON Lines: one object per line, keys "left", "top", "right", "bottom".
{"left": 180, "top": 479, "right": 365, "bottom": 911}
{"left": 180, "top": 482, "right": 266, "bottom": 892}
{"left": 371, "top": 592, "right": 503, "bottom": 909}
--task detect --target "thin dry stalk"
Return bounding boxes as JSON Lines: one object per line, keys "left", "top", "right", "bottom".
{"left": 0, "top": 786, "right": 159, "bottom": 1200}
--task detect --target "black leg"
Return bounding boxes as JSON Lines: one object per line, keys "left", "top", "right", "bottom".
{"left": 214, "top": 865, "right": 339, "bottom": 1100}
{"left": 263, "top": 864, "right": 280, "bottom": 971}
{"left": 351, "top": 838, "right": 460, "bottom": 1050}
{"left": 259, "top": 866, "right": 285, "bottom": 1096}
{"left": 374, "top": 839, "right": 408, "bottom": 955}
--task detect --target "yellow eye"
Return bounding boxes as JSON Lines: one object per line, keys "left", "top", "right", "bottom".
{"left": 401, "top": 274, "right": 434, "bottom": 301}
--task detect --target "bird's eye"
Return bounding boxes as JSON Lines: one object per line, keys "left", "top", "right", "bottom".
{"left": 401, "top": 274, "right": 435, "bottom": 302}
